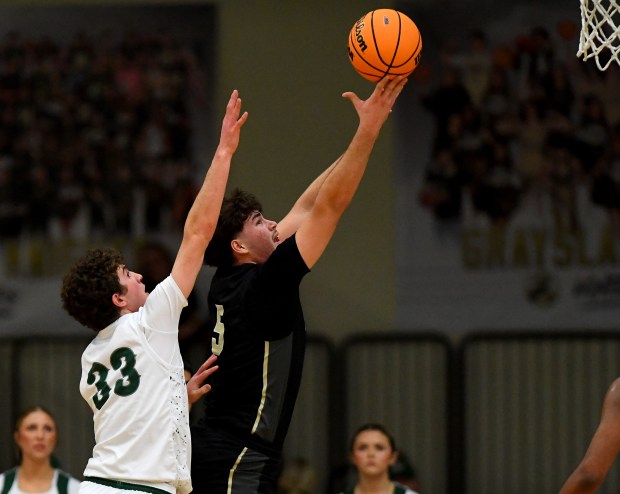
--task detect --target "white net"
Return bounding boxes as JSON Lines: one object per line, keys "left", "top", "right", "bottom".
{"left": 578, "top": 0, "right": 620, "bottom": 70}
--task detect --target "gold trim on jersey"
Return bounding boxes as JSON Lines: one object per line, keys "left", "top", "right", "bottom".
{"left": 227, "top": 447, "right": 248, "bottom": 494}
{"left": 251, "top": 341, "right": 270, "bottom": 433}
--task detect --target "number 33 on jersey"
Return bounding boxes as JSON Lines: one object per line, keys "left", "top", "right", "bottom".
{"left": 86, "top": 347, "right": 141, "bottom": 410}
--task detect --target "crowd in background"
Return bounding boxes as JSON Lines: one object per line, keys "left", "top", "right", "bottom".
{"left": 0, "top": 29, "right": 207, "bottom": 242}
{"left": 5, "top": 22, "right": 619, "bottom": 244}
{"left": 416, "top": 23, "right": 620, "bottom": 234}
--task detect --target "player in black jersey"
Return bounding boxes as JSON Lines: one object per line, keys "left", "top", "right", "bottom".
{"left": 190, "top": 75, "right": 408, "bottom": 494}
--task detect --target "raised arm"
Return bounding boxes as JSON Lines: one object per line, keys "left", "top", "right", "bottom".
{"left": 276, "top": 157, "right": 341, "bottom": 241}
{"left": 295, "top": 75, "right": 407, "bottom": 269}
{"left": 559, "top": 378, "right": 620, "bottom": 494}
{"left": 172, "top": 90, "right": 248, "bottom": 297}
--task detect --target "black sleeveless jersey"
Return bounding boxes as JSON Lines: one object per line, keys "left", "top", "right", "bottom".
{"left": 203, "top": 235, "right": 310, "bottom": 455}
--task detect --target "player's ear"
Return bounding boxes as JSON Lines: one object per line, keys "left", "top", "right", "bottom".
{"left": 231, "top": 239, "right": 247, "bottom": 255}
{"left": 112, "top": 292, "right": 127, "bottom": 309}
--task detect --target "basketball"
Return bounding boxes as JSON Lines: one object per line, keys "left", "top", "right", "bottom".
{"left": 347, "top": 9, "right": 422, "bottom": 82}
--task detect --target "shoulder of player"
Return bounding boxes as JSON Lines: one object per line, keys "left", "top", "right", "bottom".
{"left": 152, "top": 275, "right": 185, "bottom": 299}
{"left": 264, "top": 235, "right": 309, "bottom": 271}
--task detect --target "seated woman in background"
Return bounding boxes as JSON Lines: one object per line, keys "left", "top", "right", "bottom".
{"left": 340, "top": 423, "right": 419, "bottom": 494}
{"left": 0, "top": 405, "right": 80, "bottom": 494}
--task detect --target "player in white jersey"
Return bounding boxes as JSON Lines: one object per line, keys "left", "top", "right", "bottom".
{"left": 78, "top": 275, "right": 199, "bottom": 494}
{"left": 60, "top": 90, "right": 248, "bottom": 494}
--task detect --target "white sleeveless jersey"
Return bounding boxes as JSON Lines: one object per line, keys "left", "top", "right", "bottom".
{"left": 79, "top": 276, "right": 191, "bottom": 494}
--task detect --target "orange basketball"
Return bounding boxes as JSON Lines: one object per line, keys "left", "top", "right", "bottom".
{"left": 347, "top": 9, "right": 422, "bottom": 82}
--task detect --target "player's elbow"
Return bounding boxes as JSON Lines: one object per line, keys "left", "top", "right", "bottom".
{"left": 319, "top": 192, "right": 353, "bottom": 216}
{"left": 184, "top": 219, "right": 217, "bottom": 247}
{"left": 571, "top": 464, "right": 606, "bottom": 491}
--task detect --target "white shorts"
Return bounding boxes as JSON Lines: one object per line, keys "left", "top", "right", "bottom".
{"left": 78, "top": 479, "right": 174, "bottom": 494}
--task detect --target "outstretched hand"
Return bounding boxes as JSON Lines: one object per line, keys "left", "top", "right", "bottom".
{"left": 218, "top": 89, "right": 249, "bottom": 156}
{"left": 187, "top": 354, "right": 219, "bottom": 407}
{"left": 342, "top": 75, "right": 408, "bottom": 135}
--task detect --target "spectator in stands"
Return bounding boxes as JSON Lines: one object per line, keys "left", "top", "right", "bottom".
{"left": 421, "top": 66, "right": 472, "bottom": 153}
{"left": 515, "top": 99, "right": 547, "bottom": 182}
{"left": 480, "top": 65, "right": 517, "bottom": 138}
{"left": 443, "top": 29, "right": 492, "bottom": 108}
{"left": 542, "top": 62, "right": 575, "bottom": 120}
{"left": 471, "top": 141, "right": 523, "bottom": 225}
{"left": 0, "top": 405, "right": 81, "bottom": 494}
{"left": 418, "top": 19, "right": 620, "bottom": 231}
{"left": 25, "top": 164, "right": 55, "bottom": 236}
{"left": 339, "top": 423, "right": 420, "bottom": 494}
{"left": 418, "top": 147, "right": 463, "bottom": 228}
{"left": 0, "top": 159, "right": 26, "bottom": 240}
{"left": 589, "top": 123, "right": 620, "bottom": 232}
{"left": 517, "top": 26, "right": 556, "bottom": 87}
{"left": 0, "top": 29, "right": 203, "bottom": 241}
{"left": 574, "top": 94, "right": 611, "bottom": 172}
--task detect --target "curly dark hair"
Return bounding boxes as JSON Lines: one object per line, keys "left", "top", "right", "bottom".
{"left": 61, "top": 248, "right": 125, "bottom": 332}
{"left": 204, "top": 188, "right": 263, "bottom": 268}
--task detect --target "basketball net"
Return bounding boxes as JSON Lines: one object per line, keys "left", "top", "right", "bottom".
{"left": 578, "top": 0, "right": 620, "bottom": 70}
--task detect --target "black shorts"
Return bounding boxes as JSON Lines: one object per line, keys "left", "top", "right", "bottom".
{"left": 191, "top": 424, "right": 282, "bottom": 494}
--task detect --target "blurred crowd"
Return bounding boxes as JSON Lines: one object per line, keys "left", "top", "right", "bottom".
{"left": 0, "top": 29, "right": 207, "bottom": 242}
{"left": 5, "top": 21, "right": 618, "bottom": 244}
{"left": 416, "top": 23, "right": 620, "bottom": 234}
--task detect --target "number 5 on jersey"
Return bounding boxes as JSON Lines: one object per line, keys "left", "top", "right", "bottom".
{"left": 212, "top": 304, "right": 225, "bottom": 356}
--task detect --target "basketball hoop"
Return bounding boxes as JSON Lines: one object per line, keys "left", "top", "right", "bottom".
{"left": 578, "top": 0, "right": 620, "bottom": 70}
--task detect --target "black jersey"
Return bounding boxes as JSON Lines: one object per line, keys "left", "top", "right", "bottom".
{"left": 203, "top": 235, "right": 310, "bottom": 455}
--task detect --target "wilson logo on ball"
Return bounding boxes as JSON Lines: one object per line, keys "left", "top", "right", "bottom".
{"left": 354, "top": 17, "right": 368, "bottom": 52}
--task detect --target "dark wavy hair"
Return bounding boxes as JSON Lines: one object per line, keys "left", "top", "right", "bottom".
{"left": 204, "top": 188, "right": 263, "bottom": 268}
{"left": 61, "top": 247, "right": 125, "bottom": 331}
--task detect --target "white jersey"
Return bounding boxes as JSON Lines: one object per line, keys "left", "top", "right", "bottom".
{"left": 0, "top": 469, "right": 80, "bottom": 494}
{"left": 79, "top": 276, "right": 191, "bottom": 494}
